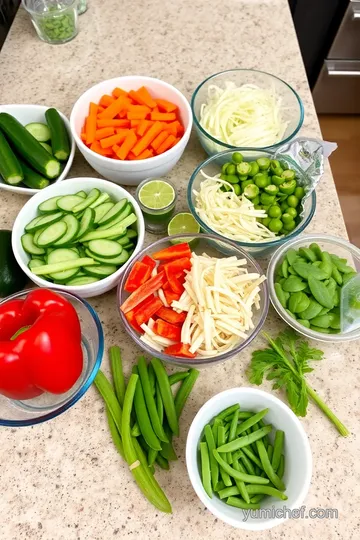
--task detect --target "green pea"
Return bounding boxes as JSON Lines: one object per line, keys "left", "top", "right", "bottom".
{"left": 254, "top": 173, "right": 269, "bottom": 189}
{"left": 272, "top": 175, "right": 284, "bottom": 186}
{"left": 268, "top": 205, "right": 281, "bottom": 218}
{"left": 232, "top": 184, "right": 241, "bottom": 196}
{"left": 249, "top": 162, "right": 259, "bottom": 177}
{"left": 268, "top": 218, "right": 283, "bottom": 233}
{"left": 286, "top": 248, "right": 298, "bottom": 266}
{"left": 226, "top": 163, "right": 236, "bottom": 175}
{"left": 294, "top": 186, "right": 305, "bottom": 199}
{"left": 281, "top": 169, "right": 296, "bottom": 181}
{"left": 264, "top": 184, "right": 279, "bottom": 196}
{"left": 260, "top": 192, "right": 275, "bottom": 206}
{"left": 237, "top": 162, "right": 251, "bottom": 176}
{"left": 244, "top": 184, "right": 259, "bottom": 199}
{"left": 287, "top": 207, "right": 297, "bottom": 219}
{"left": 241, "top": 179, "right": 253, "bottom": 191}
{"left": 256, "top": 157, "right": 270, "bottom": 170}
{"left": 232, "top": 152, "right": 243, "bottom": 164}
{"left": 275, "top": 283, "right": 288, "bottom": 308}
{"left": 262, "top": 217, "right": 271, "bottom": 227}
{"left": 297, "top": 298, "right": 323, "bottom": 320}
{"left": 220, "top": 183, "right": 231, "bottom": 192}
{"left": 238, "top": 175, "right": 248, "bottom": 182}
{"left": 281, "top": 212, "right": 293, "bottom": 224}
{"left": 227, "top": 174, "right": 240, "bottom": 184}
{"left": 283, "top": 220, "right": 296, "bottom": 232}
{"left": 252, "top": 195, "right": 260, "bottom": 206}
{"left": 288, "top": 291, "right": 310, "bottom": 313}
{"left": 270, "top": 159, "right": 281, "bottom": 170}
{"left": 272, "top": 167, "right": 284, "bottom": 177}
{"left": 298, "top": 319, "right": 310, "bottom": 328}
{"left": 287, "top": 195, "right": 299, "bottom": 208}
{"left": 282, "top": 275, "right": 307, "bottom": 292}
{"left": 279, "top": 180, "right": 296, "bottom": 195}
{"left": 220, "top": 173, "right": 228, "bottom": 181}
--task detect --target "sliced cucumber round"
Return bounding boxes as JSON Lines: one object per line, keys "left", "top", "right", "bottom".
{"left": 88, "top": 239, "right": 123, "bottom": 259}
{"left": 28, "top": 258, "right": 46, "bottom": 270}
{"left": 98, "top": 199, "right": 127, "bottom": 226}
{"left": 97, "top": 203, "right": 132, "bottom": 230}
{"left": 66, "top": 276, "right": 100, "bottom": 286}
{"left": 25, "top": 215, "right": 44, "bottom": 233}
{"left": 38, "top": 196, "right": 63, "bottom": 214}
{"left": 57, "top": 195, "right": 85, "bottom": 212}
{"left": 94, "top": 202, "right": 114, "bottom": 224}
{"left": 21, "top": 233, "right": 45, "bottom": 256}
{"left": 89, "top": 192, "right": 110, "bottom": 209}
{"left": 25, "top": 122, "right": 51, "bottom": 142}
{"left": 53, "top": 214, "right": 79, "bottom": 246}
{"left": 72, "top": 188, "right": 101, "bottom": 213}
{"left": 77, "top": 207, "right": 95, "bottom": 239}
{"left": 40, "top": 142, "right": 53, "bottom": 154}
{"left": 31, "top": 211, "right": 64, "bottom": 231}
{"left": 83, "top": 264, "right": 118, "bottom": 278}
{"left": 85, "top": 248, "right": 129, "bottom": 265}
{"left": 37, "top": 221, "right": 67, "bottom": 247}
{"left": 76, "top": 190, "right": 87, "bottom": 199}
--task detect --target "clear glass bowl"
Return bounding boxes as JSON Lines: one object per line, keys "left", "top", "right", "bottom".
{"left": 191, "top": 69, "right": 304, "bottom": 156}
{"left": 117, "top": 233, "right": 269, "bottom": 367}
{"left": 0, "top": 289, "right": 104, "bottom": 427}
{"left": 187, "top": 149, "right": 316, "bottom": 259}
{"left": 267, "top": 234, "right": 360, "bottom": 342}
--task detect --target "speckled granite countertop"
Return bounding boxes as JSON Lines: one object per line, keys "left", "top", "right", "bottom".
{"left": 0, "top": 1, "right": 359, "bottom": 539}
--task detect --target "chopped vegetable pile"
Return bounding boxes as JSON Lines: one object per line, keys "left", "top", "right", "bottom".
{"left": 199, "top": 81, "right": 288, "bottom": 148}
{"left": 121, "top": 242, "right": 265, "bottom": 358}
{"left": 81, "top": 86, "right": 184, "bottom": 160}
{"left": 199, "top": 403, "right": 287, "bottom": 508}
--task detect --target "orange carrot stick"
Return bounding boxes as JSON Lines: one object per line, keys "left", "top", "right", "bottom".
{"left": 97, "top": 106, "right": 105, "bottom": 114}
{"left": 98, "top": 96, "right": 128, "bottom": 120}
{"left": 156, "top": 134, "right": 176, "bottom": 154}
{"left": 155, "top": 99, "right": 178, "bottom": 113}
{"left": 132, "top": 121, "right": 164, "bottom": 156}
{"left": 95, "top": 127, "right": 115, "bottom": 140}
{"left": 130, "top": 120, "right": 141, "bottom": 128}
{"left": 151, "top": 130, "right": 168, "bottom": 151}
{"left": 171, "top": 137, "right": 180, "bottom": 148}
{"left": 80, "top": 132, "right": 86, "bottom": 142}
{"left": 137, "top": 120, "right": 152, "bottom": 136}
{"left": 90, "top": 140, "right": 113, "bottom": 156}
{"left": 100, "top": 130, "right": 130, "bottom": 148}
{"left": 112, "top": 87, "right": 128, "bottom": 98}
{"left": 115, "top": 130, "right": 138, "bottom": 160}
{"left": 85, "top": 102, "right": 98, "bottom": 145}
{"left": 97, "top": 119, "right": 130, "bottom": 128}
{"left": 133, "top": 148, "right": 153, "bottom": 160}
{"left": 150, "top": 112, "right": 176, "bottom": 122}
{"left": 99, "top": 95, "right": 115, "bottom": 108}
{"left": 127, "top": 110, "right": 149, "bottom": 120}
{"left": 164, "top": 122, "right": 177, "bottom": 136}
{"left": 135, "top": 86, "right": 157, "bottom": 108}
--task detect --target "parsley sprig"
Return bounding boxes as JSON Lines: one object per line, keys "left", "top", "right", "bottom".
{"left": 247, "top": 329, "right": 349, "bottom": 437}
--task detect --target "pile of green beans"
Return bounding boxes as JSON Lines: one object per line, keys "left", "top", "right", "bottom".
{"left": 94, "top": 346, "right": 199, "bottom": 513}
{"left": 275, "top": 243, "right": 358, "bottom": 333}
{"left": 220, "top": 151, "right": 305, "bottom": 235}
{"left": 199, "top": 404, "right": 286, "bottom": 509}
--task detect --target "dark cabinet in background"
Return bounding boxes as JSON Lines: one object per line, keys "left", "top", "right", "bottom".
{"left": 0, "top": 0, "right": 20, "bottom": 49}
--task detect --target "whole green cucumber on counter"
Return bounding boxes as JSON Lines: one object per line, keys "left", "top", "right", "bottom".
{"left": 0, "top": 113, "right": 61, "bottom": 179}
{"left": 19, "top": 159, "right": 50, "bottom": 190}
{"left": 0, "top": 129, "right": 23, "bottom": 185}
{"left": 0, "top": 230, "right": 27, "bottom": 297}
{"left": 45, "top": 108, "right": 70, "bottom": 162}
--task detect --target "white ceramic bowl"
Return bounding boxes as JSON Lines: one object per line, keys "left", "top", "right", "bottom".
{"left": 12, "top": 177, "right": 145, "bottom": 298}
{"left": 186, "top": 387, "right": 312, "bottom": 531}
{"left": 70, "top": 76, "right": 193, "bottom": 186}
{"left": 0, "top": 104, "right": 75, "bottom": 195}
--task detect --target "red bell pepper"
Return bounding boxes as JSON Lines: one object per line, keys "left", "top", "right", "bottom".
{"left": 164, "top": 290, "right": 181, "bottom": 305}
{"left": 141, "top": 255, "right": 156, "bottom": 271}
{"left": 156, "top": 306, "right": 186, "bottom": 325}
{"left": 134, "top": 296, "right": 163, "bottom": 326}
{"left": 164, "top": 257, "right": 192, "bottom": 276}
{"left": 0, "top": 289, "right": 83, "bottom": 400}
{"left": 124, "top": 261, "right": 152, "bottom": 293}
{"left": 152, "top": 242, "right": 192, "bottom": 261}
{"left": 168, "top": 275, "right": 184, "bottom": 295}
{"left": 154, "top": 319, "right": 182, "bottom": 341}
{"left": 163, "top": 343, "right": 196, "bottom": 358}
{"left": 124, "top": 309, "right": 143, "bottom": 334}
{"left": 120, "top": 271, "right": 166, "bottom": 314}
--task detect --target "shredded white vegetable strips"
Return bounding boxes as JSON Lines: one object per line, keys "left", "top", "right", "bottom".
{"left": 199, "top": 81, "right": 288, "bottom": 147}
{"left": 194, "top": 172, "right": 278, "bottom": 242}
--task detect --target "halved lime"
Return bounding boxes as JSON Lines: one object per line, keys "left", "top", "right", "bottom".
{"left": 138, "top": 180, "right": 175, "bottom": 210}
{"left": 168, "top": 212, "right": 200, "bottom": 245}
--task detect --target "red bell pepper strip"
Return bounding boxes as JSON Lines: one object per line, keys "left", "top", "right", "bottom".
{"left": 154, "top": 319, "right": 182, "bottom": 341}
{"left": 164, "top": 290, "right": 181, "bottom": 305}
{"left": 124, "top": 309, "right": 143, "bottom": 334}
{"left": 120, "top": 271, "right": 166, "bottom": 314}
{"left": 141, "top": 254, "right": 156, "bottom": 271}
{"left": 163, "top": 343, "right": 196, "bottom": 358}
{"left": 124, "top": 261, "right": 152, "bottom": 292}
{"left": 164, "top": 257, "right": 192, "bottom": 276}
{"left": 167, "top": 275, "right": 184, "bottom": 295}
{"left": 156, "top": 306, "right": 186, "bottom": 325}
{"left": 152, "top": 242, "right": 192, "bottom": 261}
{"left": 134, "top": 296, "right": 163, "bottom": 326}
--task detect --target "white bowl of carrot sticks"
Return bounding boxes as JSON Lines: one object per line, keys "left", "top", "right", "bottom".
{"left": 70, "top": 76, "right": 193, "bottom": 186}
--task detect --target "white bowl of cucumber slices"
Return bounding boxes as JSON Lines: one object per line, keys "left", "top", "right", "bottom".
{"left": 0, "top": 104, "right": 75, "bottom": 195}
{"left": 12, "top": 178, "right": 145, "bottom": 298}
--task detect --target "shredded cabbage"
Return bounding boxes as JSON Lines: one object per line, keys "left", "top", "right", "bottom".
{"left": 194, "top": 172, "right": 278, "bottom": 242}
{"left": 199, "top": 81, "right": 288, "bottom": 147}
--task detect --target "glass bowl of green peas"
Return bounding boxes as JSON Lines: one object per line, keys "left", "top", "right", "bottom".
{"left": 268, "top": 234, "right": 360, "bottom": 342}
{"left": 23, "top": 0, "right": 79, "bottom": 45}
{"left": 187, "top": 149, "right": 316, "bottom": 258}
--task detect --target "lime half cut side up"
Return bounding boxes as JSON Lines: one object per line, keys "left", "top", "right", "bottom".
{"left": 168, "top": 212, "right": 200, "bottom": 245}
{"left": 138, "top": 180, "right": 175, "bottom": 210}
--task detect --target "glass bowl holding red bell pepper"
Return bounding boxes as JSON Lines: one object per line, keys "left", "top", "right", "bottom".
{"left": 117, "top": 233, "right": 269, "bottom": 366}
{"left": 0, "top": 288, "right": 103, "bottom": 427}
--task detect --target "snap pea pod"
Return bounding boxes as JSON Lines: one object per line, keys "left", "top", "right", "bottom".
{"left": 156, "top": 384, "right": 164, "bottom": 425}
{"left": 110, "top": 346, "right": 126, "bottom": 407}
{"left": 148, "top": 448, "right": 158, "bottom": 467}
{"left": 227, "top": 409, "right": 239, "bottom": 463}
{"left": 235, "top": 408, "right": 269, "bottom": 436}
{"left": 151, "top": 358, "right": 179, "bottom": 436}
{"left": 232, "top": 459, "right": 250, "bottom": 503}
{"left": 245, "top": 484, "right": 288, "bottom": 500}
{"left": 133, "top": 366, "right": 162, "bottom": 451}
{"left": 204, "top": 424, "right": 219, "bottom": 490}
{"left": 156, "top": 454, "right": 170, "bottom": 470}
{"left": 168, "top": 371, "right": 189, "bottom": 386}
{"left": 94, "top": 371, "right": 123, "bottom": 435}
{"left": 106, "top": 406, "right": 125, "bottom": 460}
{"left": 121, "top": 373, "right": 172, "bottom": 513}
{"left": 131, "top": 422, "right": 141, "bottom": 437}
{"left": 200, "top": 442, "right": 212, "bottom": 498}
{"left": 218, "top": 486, "right": 240, "bottom": 499}
{"left": 277, "top": 454, "right": 285, "bottom": 479}
{"left": 159, "top": 422, "right": 178, "bottom": 461}
{"left": 216, "top": 404, "right": 240, "bottom": 421}
{"left": 272, "top": 430, "right": 285, "bottom": 472}
{"left": 237, "top": 450, "right": 256, "bottom": 476}
{"left": 217, "top": 425, "right": 272, "bottom": 453}
{"left": 174, "top": 368, "right": 200, "bottom": 419}
{"left": 266, "top": 444, "right": 273, "bottom": 463}
{"left": 250, "top": 494, "right": 265, "bottom": 504}
{"left": 148, "top": 362, "right": 156, "bottom": 396}
{"left": 226, "top": 497, "right": 261, "bottom": 510}
{"left": 234, "top": 446, "right": 263, "bottom": 470}
{"left": 256, "top": 438, "right": 285, "bottom": 491}
{"left": 213, "top": 450, "right": 269, "bottom": 485}
{"left": 217, "top": 426, "right": 232, "bottom": 487}
{"left": 214, "top": 480, "right": 225, "bottom": 492}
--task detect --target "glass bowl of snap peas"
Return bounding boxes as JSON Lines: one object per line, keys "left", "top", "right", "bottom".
{"left": 186, "top": 387, "right": 312, "bottom": 531}
{"left": 187, "top": 149, "right": 316, "bottom": 259}
{"left": 268, "top": 234, "right": 360, "bottom": 342}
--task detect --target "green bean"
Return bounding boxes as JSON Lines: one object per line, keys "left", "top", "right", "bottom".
{"left": 148, "top": 362, "right": 156, "bottom": 396}
{"left": 204, "top": 425, "right": 219, "bottom": 490}
{"left": 272, "top": 430, "right": 284, "bottom": 472}
{"left": 213, "top": 450, "right": 269, "bottom": 485}
{"left": 159, "top": 422, "right": 178, "bottom": 461}
{"left": 217, "top": 425, "right": 272, "bottom": 453}
{"left": 239, "top": 447, "right": 263, "bottom": 470}
{"left": 106, "top": 406, "right": 125, "bottom": 460}
{"left": 214, "top": 480, "right": 225, "bottom": 492}
{"left": 156, "top": 384, "right": 164, "bottom": 425}
{"left": 156, "top": 454, "right": 170, "bottom": 470}
{"left": 109, "top": 346, "right": 126, "bottom": 407}
{"left": 122, "top": 373, "right": 172, "bottom": 513}
{"left": 174, "top": 368, "right": 200, "bottom": 419}
{"left": 257, "top": 420, "right": 270, "bottom": 448}
{"left": 256, "top": 439, "right": 285, "bottom": 491}
{"left": 200, "top": 442, "right": 212, "bottom": 498}
{"left": 215, "top": 404, "right": 240, "bottom": 421}
{"left": 151, "top": 358, "right": 179, "bottom": 435}
{"left": 250, "top": 494, "right": 265, "bottom": 504}
{"left": 133, "top": 366, "right": 161, "bottom": 451}
{"left": 137, "top": 357, "right": 168, "bottom": 443}
{"left": 217, "top": 426, "right": 232, "bottom": 487}
{"left": 168, "top": 371, "right": 189, "bottom": 386}
{"left": 232, "top": 459, "right": 250, "bottom": 503}
{"left": 277, "top": 454, "right": 285, "bottom": 479}
{"left": 235, "top": 408, "right": 269, "bottom": 437}
{"left": 131, "top": 422, "right": 141, "bottom": 437}
{"left": 245, "top": 484, "right": 288, "bottom": 500}
{"left": 267, "top": 444, "right": 274, "bottom": 463}
{"left": 94, "top": 370, "right": 123, "bottom": 435}
{"left": 218, "top": 485, "right": 240, "bottom": 499}
{"left": 238, "top": 450, "right": 256, "bottom": 476}
{"left": 226, "top": 497, "right": 261, "bottom": 510}
{"left": 148, "top": 448, "right": 158, "bottom": 467}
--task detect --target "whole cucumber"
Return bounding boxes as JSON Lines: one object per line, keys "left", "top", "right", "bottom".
{"left": 19, "top": 159, "right": 50, "bottom": 190}
{"left": 0, "top": 129, "right": 23, "bottom": 185}
{"left": 45, "top": 108, "right": 70, "bottom": 161}
{"left": 0, "top": 113, "right": 61, "bottom": 179}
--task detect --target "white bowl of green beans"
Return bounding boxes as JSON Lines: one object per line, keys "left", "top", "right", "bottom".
{"left": 186, "top": 387, "right": 312, "bottom": 530}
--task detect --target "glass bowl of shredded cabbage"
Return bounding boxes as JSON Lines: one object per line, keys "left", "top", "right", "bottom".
{"left": 191, "top": 69, "right": 304, "bottom": 156}
{"left": 187, "top": 149, "right": 316, "bottom": 259}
